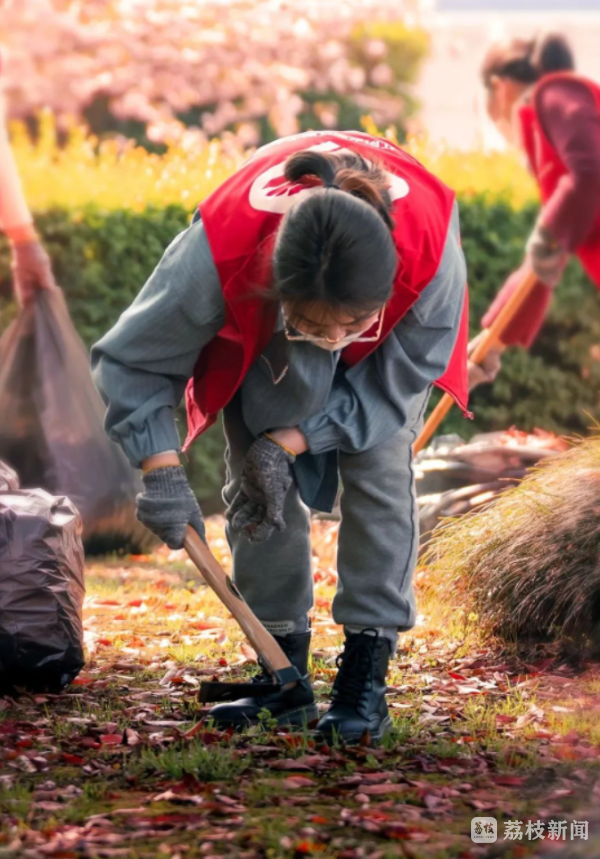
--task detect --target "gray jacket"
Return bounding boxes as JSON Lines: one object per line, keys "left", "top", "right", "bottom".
{"left": 91, "top": 202, "right": 467, "bottom": 510}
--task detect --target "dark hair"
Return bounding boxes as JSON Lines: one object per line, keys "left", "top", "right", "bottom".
{"left": 270, "top": 149, "right": 397, "bottom": 319}
{"left": 481, "top": 32, "right": 574, "bottom": 89}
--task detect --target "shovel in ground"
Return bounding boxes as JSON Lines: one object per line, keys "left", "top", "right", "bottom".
{"left": 183, "top": 526, "right": 301, "bottom": 703}
{"left": 415, "top": 268, "right": 539, "bottom": 455}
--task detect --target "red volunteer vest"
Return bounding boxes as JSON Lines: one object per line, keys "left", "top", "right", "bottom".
{"left": 182, "top": 130, "right": 470, "bottom": 452}
{"left": 518, "top": 72, "right": 600, "bottom": 286}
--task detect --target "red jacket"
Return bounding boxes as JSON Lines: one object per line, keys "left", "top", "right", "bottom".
{"left": 519, "top": 72, "right": 600, "bottom": 286}
{"left": 182, "top": 131, "right": 470, "bottom": 452}
{"left": 483, "top": 73, "right": 600, "bottom": 347}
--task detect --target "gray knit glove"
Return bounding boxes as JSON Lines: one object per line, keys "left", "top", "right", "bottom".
{"left": 226, "top": 435, "right": 296, "bottom": 544}
{"left": 136, "top": 466, "right": 205, "bottom": 550}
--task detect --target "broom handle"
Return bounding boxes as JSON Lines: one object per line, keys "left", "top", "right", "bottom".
{"left": 414, "top": 268, "right": 539, "bottom": 455}
{"left": 183, "top": 526, "right": 294, "bottom": 675}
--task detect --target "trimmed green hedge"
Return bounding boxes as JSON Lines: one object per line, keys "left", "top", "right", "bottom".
{"left": 1, "top": 197, "right": 599, "bottom": 506}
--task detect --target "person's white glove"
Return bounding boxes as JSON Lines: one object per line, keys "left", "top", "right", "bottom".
{"left": 525, "top": 223, "right": 568, "bottom": 290}
{"left": 467, "top": 330, "right": 504, "bottom": 392}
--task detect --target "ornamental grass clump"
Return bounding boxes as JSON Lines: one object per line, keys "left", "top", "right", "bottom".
{"left": 420, "top": 435, "right": 600, "bottom": 647}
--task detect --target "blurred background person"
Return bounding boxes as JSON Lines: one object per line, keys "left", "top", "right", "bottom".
{"left": 468, "top": 32, "right": 600, "bottom": 388}
{"left": 0, "top": 56, "right": 56, "bottom": 306}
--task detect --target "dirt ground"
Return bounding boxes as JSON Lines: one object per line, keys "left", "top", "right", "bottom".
{"left": 1, "top": 518, "right": 599, "bottom": 859}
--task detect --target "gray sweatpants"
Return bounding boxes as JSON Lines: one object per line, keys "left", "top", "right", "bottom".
{"left": 222, "top": 387, "right": 431, "bottom": 654}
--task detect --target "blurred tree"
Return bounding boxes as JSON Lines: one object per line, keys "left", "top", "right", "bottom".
{"left": 1, "top": 0, "right": 428, "bottom": 147}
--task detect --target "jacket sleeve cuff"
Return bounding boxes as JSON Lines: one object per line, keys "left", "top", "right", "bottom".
{"left": 298, "top": 413, "right": 341, "bottom": 455}
{"left": 481, "top": 266, "right": 552, "bottom": 349}
{"left": 112, "top": 406, "right": 182, "bottom": 469}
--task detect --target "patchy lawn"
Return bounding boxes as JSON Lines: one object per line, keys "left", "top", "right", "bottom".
{"left": 1, "top": 518, "right": 599, "bottom": 859}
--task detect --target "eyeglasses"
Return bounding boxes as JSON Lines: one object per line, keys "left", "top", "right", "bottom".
{"left": 282, "top": 306, "right": 385, "bottom": 344}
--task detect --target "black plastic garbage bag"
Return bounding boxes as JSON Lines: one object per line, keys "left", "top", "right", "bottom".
{"left": 0, "top": 290, "right": 156, "bottom": 554}
{"left": 0, "top": 484, "right": 85, "bottom": 693}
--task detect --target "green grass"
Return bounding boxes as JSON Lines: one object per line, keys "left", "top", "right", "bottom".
{"left": 0, "top": 784, "right": 32, "bottom": 820}
{"left": 462, "top": 686, "right": 531, "bottom": 737}
{"left": 130, "top": 739, "right": 248, "bottom": 781}
{"left": 548, "top": 709, "right": 600, "bottom": 747}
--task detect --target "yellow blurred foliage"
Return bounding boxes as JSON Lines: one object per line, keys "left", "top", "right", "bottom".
{"left": 11, "top": 112, "right": 538, "bottom": 212}
{"left": 10, "top": 112, "right": 247, "bottom": 212}
{"left": 362, "top": 117, "right": 539, "bottom": 208}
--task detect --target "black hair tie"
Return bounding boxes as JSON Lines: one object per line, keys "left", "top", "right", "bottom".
{"left": 323, "top": 182, "right": 340, "bottom": 190}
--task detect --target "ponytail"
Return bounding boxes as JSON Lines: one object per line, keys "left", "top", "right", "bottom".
{"left": 284, "top": 150, "right": 395, "bottom": 230}
{"left": 481, "top": 32, "right": 574, "bottom": 88}
{"left": 530, "top": 33, "right": 574, "bottom": 78}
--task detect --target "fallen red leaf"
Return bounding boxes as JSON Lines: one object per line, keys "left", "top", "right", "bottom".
{"left": 78, "top": 738, "right": 101, "bottom": 749}
{"left": 269, "top": 759, "right": 313, "bottom": 771}
{"left": 359, "top": 771, "right": 402, "bottom": 783}
{"left": 295, "top": 841, "right": 327, "bottom": 854}
{"left": 181, "top": 726, "right": 227, "bottom": 745}
{"left": 492, "top": 775, "right": 526, "bottom": 786}
{"left": 383, "top": 823, "right": 410, "bottom": 839}
{"left": 125, "top": 728, "right": 141, "bottom": 746}
{"left": 189, "top": 620, "right": 224, "bottom": 631}
{"left": 63, "top": 753, "right": 85, "bottom": 765}
{"left": 240, "top": 642, "right": 257, "bottom": 662}
{"left": 100, "top": 734, "right": 124, "bottom": 746}
{"left": 360, "top": 783, "right": 409, "bottom": 796}
{"left": 280, "top": 776, "right": 314, "bottom": 789}
{"left": 550, "top": 744, "right": 585, "bottom": 761}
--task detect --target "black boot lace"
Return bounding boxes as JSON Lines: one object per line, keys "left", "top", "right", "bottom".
{"left": 331, "top": 630, "right": 379, "bottom": 707}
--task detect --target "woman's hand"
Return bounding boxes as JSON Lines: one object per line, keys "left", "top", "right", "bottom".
{"left": 136, "top": 458, "right": 205, "bottom": 549}
{"left": 467, "top": 330, "right": 505, "bottom": 392}
{"left": 10, "top": 232, "right": 57, "bottom": 306}
{"left": 227, "top": 430, "right": 306, "bottom": 543}
{"left": 525, "top": 223, "right": 568, "bottom": 290}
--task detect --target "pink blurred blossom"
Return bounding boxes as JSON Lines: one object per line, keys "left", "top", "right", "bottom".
{"left": 0, "top": 0, "right": 416, "bottom": 143}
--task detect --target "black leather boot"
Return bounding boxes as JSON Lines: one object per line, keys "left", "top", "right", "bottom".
{"left": 316, "top": 628, "right": 393, "bottom": 744}
{"left": 207, "top": 631, "right": 318, "bottom": 729}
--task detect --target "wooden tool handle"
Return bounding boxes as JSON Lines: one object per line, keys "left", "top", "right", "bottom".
{"left": 414, "top": 394, "right": 454, "bottom": 455}
{"left": 469, "top": 269, "right": 538, "bottom": 363}
{"left": 183, "top": 526, "right": 293, "bottom": 675}
{"left": 414, "top": 269, "right": 539, "bottom": 455}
